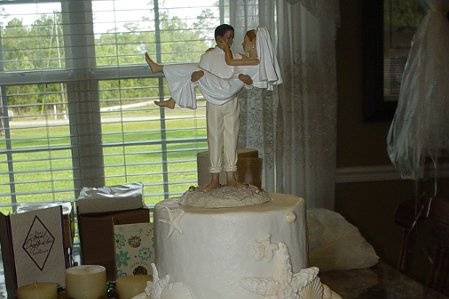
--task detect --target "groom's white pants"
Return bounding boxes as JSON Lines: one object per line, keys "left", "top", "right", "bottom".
{"left": 206, "top": 97, "right": 240, "bottom": 173}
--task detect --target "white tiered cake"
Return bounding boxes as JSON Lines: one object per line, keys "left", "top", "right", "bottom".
{"left": 155, "top": 189, "right": 309, "bottom": 299}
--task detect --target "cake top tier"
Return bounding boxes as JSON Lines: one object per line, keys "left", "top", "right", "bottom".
{"left": 178, "top": 185, "right": 271, "bottom": 208}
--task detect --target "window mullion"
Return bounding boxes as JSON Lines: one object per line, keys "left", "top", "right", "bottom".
{"left": 62, "top": 0, "right": 105, "bottom": 197}
{"left": 219, "top": 0, "right": 225, "bottom": 24}
{"left": 0, "top": 87, "right": 16, "bottom": 211}
{"left": 0, "top": 27, "right": 17, "bottom": 211}
{"left": 153, "top": 0, "right": 170, "bottom": 199}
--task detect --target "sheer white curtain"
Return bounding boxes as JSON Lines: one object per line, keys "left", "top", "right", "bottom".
{"left": 230, "top": 0, "right": 339, "bottom": 209}
{"left": 230, "top": 0, "right": 278, "bottom": 192}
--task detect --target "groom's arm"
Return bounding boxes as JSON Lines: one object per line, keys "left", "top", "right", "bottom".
{"left": 191, "top": 70, "right": 204, "bottom": 82}
{"left": 189, "top": 48, "right": 215, "bottom": 82}
{"left": 238, "top": 74, "right": 253, "bottom": 85}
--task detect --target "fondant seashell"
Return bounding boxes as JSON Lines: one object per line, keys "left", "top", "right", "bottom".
{"left": 292, "top": 267, "right": 320, "bottom": 289}
{"left": 252, "top": 243, "right": 266, "bottom": 261}
{"left": 298, "top": 276, "right": 324, "bottom": 299}
{"left": 286, "top": 212, "right": 296, "bottom": 223}
{"left": 252, "top": 235, "right": 278, "bottom": 261}
{"left": 323, "top": 283, "right": 343, "bottom": 299}
{"left": 293, "top": 267, "right": 323, "bottom": 298}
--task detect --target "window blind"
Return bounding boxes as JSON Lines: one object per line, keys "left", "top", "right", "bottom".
{"left": 0, "top": 0, "right": 229, "bottom": 211}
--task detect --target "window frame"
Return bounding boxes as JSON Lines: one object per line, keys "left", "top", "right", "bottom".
{"left": 0, "top": 0, "right": 219, "bottom": 208}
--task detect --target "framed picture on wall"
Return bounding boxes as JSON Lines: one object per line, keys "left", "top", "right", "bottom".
{"left": 362, "top": 0, "right": 426, "bottom": 121}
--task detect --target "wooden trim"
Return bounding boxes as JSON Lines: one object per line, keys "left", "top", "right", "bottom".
{"left": 336, "top": 165, "right": 449, "bottom": 183}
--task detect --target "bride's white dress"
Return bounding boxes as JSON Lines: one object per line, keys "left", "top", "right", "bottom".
{"left": 163, "top": 63, "right": 256, "bottom": 109}
{"left": 162, "top": 27, "right": 282, "bottom": 110}
{"left": 387, "top": 1, "right": 449, "bottom": 179}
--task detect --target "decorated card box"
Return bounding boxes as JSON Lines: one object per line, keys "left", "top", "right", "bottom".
{"left": 16, "top": 202, "right": 74, "bottom": 266}
{"left": 113, "top": 222, "right": 155, "bottom": 278}
{"left": 77, "top": 208, "right": 150, "bottom": 280}
{"left": 0, "top": 206, "right": 67, "bottom": 299}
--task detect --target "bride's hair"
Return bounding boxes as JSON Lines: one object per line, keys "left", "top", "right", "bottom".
{"left": 245, "top": 29, "right": 257, "bottom": 42}
{"left": 243, "top": 30, "right": 257, "bottom": 58}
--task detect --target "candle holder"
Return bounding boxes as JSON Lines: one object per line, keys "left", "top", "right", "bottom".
{"left": 17, "top": 282, "right": 58, "bottom": 299}
{"left": 65, "top": 265, "right": 107, "bottom": 299}
{"left": 106, "top": 281, "right": 118, "bottom": 299}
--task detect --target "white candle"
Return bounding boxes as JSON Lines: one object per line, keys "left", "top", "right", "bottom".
{"left": 66, "top": 265, "right": 106, "bottom": 299}
{"left": 17, "top": 282, "right": 57, "bottom": 299}
{"left": 116, "top": 275, "right": 151, "bottom": 299}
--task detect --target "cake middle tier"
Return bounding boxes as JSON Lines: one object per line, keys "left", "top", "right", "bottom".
{"left": 154, "top": 193, "right": 307, "bottom": 299}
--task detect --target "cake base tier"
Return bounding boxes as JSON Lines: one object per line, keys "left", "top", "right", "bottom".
{"left": 155, "top": 193, "right": 307, "bottom": 299}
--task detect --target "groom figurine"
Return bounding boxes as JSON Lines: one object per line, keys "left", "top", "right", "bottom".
{"left": 194, "top": 24, "right": 252, "bottom": 191}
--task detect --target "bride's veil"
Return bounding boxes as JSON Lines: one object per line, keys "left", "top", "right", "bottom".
{"left": 252, "top": 27, "right": 283, "bottom": 90}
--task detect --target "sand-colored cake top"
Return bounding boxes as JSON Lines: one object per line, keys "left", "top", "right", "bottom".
{"left": 178, "top": 185, "right": 271, "bottom": 208}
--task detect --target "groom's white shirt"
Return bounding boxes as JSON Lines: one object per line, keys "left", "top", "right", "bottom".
{"left": 196, "top": 46, "right": 256, "bottom": 106}
{"left": 199, "top": 46, "right": 234, "bottom": 80}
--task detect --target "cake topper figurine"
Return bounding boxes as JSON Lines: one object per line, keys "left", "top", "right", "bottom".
{"left": 145, "top": 25, "right": 282, "bottom": 192}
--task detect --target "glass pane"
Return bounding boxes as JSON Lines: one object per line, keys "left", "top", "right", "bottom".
{"left": 1, "top": 83, "right": 74, "bottom": 204}
{"left": 158, "top": 0, "right": 222, "bottom": 63}
{"left": 93, "top": 0, "right": 156, "bottom": 66}
{"left": 99, "top": 78, "right": 165, "bottom": 202}
{"left": 0, "top": 2, "right": 65, "bottom": 72}
{"left": 92, "top": 0, "right": 223, "bottom": 66}
{"left": 383, "top": 0, "right": 425, "bottom": 101}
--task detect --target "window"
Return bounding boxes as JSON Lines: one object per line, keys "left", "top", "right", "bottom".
{"left": 0, "top": 0, "right": 227, "bottom": 210}
{"left": 362, "top": 0, "right": 425, "bottom": 121}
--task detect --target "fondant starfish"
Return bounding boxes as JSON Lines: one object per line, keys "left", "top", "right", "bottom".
{"left": 158, "top": 207, "right": 184, "bottom": 238}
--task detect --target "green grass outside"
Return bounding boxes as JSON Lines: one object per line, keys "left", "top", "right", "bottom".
{"left": 0, "top": 107, "right": 208, "bottom": 214}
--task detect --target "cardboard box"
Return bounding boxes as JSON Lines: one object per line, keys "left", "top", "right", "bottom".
{"left": 77, "top": 208, "right": 150, "bottom": 280}
{"left": 197, "top": 148, "right": 262, "bottom": 188}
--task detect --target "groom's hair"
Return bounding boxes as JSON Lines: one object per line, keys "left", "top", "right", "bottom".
{"left": 214, "top": 24, "right": 234, "bottom": 41}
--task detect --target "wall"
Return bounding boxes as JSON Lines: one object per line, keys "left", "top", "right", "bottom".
{"left": 335, "top": 0, "right": 448, "bottom": 282}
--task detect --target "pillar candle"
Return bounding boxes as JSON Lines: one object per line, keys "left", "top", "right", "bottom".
{"left": 65, "top": 265, "right": 106, "bottom": 299}
{"left": 116, "top": 274, "right": 151, "bottom": 299}
{"left": 17, "top": 282, "right": 58, "bottom": 299}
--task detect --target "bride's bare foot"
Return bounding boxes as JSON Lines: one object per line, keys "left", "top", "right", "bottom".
{"left": 154, "top": 98, "right": 176, "bottom": 109}
{"left": 191, "top": 70, "right": 204, "bottom": 82}
{"left": 226, "top": 171, "right": 245, "bottom": 188}
{"left": 145, "top": 52, "right": 163, "bottom": 73}
{"left": 200, "top": 173, "right": 220, "bottom": 192}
